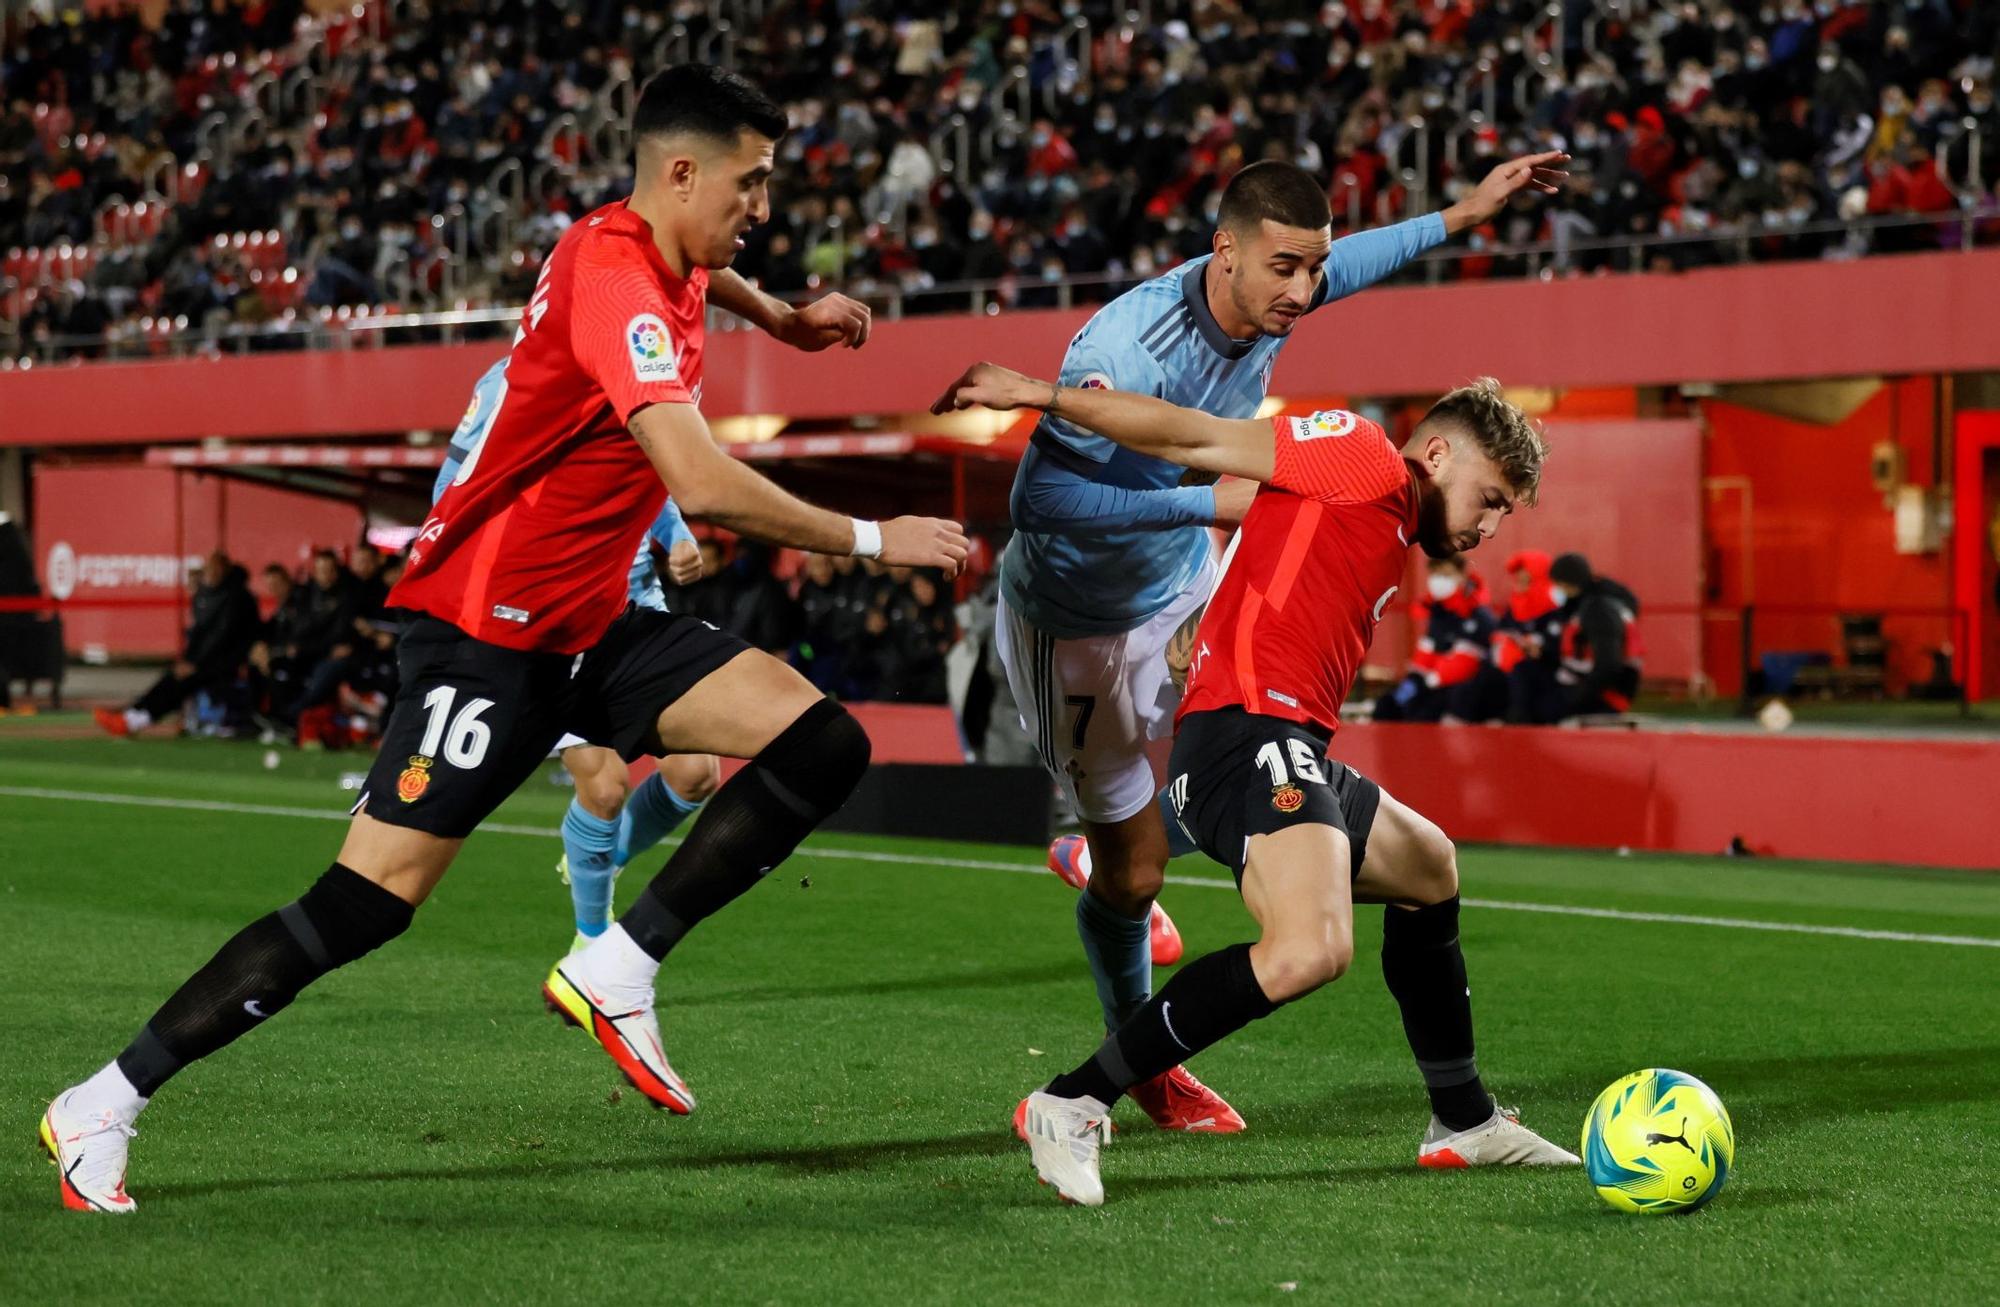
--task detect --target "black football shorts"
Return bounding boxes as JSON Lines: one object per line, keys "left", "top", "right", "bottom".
{"left": 357, "top": 606, "right": 750, "bottom": 838}
{"left": 1165, "top": 706, "right": 1380, "bottom": 886}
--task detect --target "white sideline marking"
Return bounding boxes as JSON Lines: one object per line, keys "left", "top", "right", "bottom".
{"left": 3, "top": 784, "right": 1998, "bottom": 950}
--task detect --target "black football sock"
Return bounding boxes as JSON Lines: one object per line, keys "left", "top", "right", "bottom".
{"left": 1381, "top": 895, "right": 1491, "bottom": 1130}
{"left": 114, "top": 863, "right": 414, "bottom": 1097}
{"left": 1046, "top": 943, "right": 1279, "bottom": 1105}
{"left": 618, "top": 699, "right": 869, "bottom": 961}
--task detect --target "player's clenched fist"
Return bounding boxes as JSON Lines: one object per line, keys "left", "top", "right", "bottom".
{"left": 779, "top": 292, "right": 872, "bottom": 351}
{"left": 665, "top": 538, "right": 705, "bottom": 586}
{"left": 879, "top": 516, "right": 971, "bottom": 578}
{"left": 931, "top": 362, "right": 1045, "bottom": 415}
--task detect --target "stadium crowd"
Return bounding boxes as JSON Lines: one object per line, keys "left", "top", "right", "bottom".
{"left": 5, "top": 1, "right": 1999, "bottom": 358}
{"left": 87, "top": 538, "right": 961, "bottom": 746}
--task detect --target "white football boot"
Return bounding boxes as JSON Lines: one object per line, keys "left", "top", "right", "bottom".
{"left": 1020, "top": 1089, "right": 1112, "bottom": 1206}
{"left": 40, "top": 1089, "right": 139, "bottom": 1213}
{"left": 1418, "top": 1101, "right": 1581, "bottom": 1168}
{"left": 542, "top": 939, "right": 695, "bottom": 1114}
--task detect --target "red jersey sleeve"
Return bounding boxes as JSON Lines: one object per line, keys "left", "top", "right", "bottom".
{"left": 570, "top": 238, "right": 697, "bottom": 422}
{"left": 1268, "top": 410, "right": 1408, "bottom": 503}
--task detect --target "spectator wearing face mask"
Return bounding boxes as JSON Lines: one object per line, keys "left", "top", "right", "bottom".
{"left": 1373, "top": 555, "right": 1498, "bottom": 723}
{"left": 1504, "top": 550, "right": 1579, "bottom": 724}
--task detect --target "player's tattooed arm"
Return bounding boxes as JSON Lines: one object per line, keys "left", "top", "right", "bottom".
{"left": 708, "top": 268, "right": 870, "bottom": 351}
{"left": 933, "top": 362, "right": 1276, "bottom": 484}
{"left": 629, "top": 403, "right": 968, "bottom": 575}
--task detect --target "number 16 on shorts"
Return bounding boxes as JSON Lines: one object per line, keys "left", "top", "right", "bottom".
{"left": 417, "top": 685, "right": 496, "bottom": 768}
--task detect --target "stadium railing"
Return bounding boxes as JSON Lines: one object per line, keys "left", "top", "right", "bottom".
{"left": 5, "top": 206, "right": 1996, "bottom": 366}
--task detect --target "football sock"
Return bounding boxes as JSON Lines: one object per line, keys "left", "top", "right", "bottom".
{"left": 72, "top": 1060, "right": 147, "bottom": 1120}
{"left": 1047, "top": 943, "right": 1279, "bottom": 1105}
{"left": 561, "top": 798, "right": 621, "bottom": 937}
{"left": 616, "top": 699, "right": 869, "bottom": 963}
{"left": 125, "top": 709, "right": 153, "bottom": 732}
{"left": 113, "top": 863, "right": 413, "bottom": 1097}
{"left": 1381, "top": 896, "right": 1491, "bottom": 1130}
{"left": 1155, "top": 784, "right": 1198, "bottom": 859}
{"left": 614, "top": 769, "right": 702, "bottom": 867}
{"left": 1076, "top": 885, "right": 1152, "bottom": 1028}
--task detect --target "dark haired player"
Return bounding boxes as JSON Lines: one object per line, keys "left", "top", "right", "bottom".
{"left": 39, "top": 65, "right": 967, "bottom": 1213}
{"left": 996, "top": 152, "right": 1568, "bottom": 1136}
{"left": 935, "top": 364, "right": 1579, "bottom": 1206}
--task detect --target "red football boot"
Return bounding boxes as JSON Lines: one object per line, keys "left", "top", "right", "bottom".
{"left": 1128, "top": 1065, "right": 1246, "bottom": 1133}
{"left": 1046, "top": 834, "right": 1091, "bottom": 890}
{"left": 92, "top": 707, "right": 131, "bottom": 737}
{"left": 1148, "top": 903, "right": 1184, "bottom": 965}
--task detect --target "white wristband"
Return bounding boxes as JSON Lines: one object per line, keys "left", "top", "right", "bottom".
{"left": 849, "top": 518, "right": 883, "bottom": 559}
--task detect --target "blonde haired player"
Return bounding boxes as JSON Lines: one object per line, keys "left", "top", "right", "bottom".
{"left": 936, "top": 362, "right": 1579, "bottom": 1206}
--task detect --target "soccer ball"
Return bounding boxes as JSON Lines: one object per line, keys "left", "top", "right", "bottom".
{"left": 1581, "top": 1068, "right": 1735, "bottom": 1214}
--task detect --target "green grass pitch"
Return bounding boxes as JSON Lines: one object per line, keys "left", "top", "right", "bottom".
{"left": 2, "top": 734, "right": 1997, "bottom": 1304}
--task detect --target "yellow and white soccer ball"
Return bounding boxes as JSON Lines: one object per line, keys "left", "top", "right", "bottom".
{"left": 1582, "top": 1068, "right": 1735, "bottom": 1214}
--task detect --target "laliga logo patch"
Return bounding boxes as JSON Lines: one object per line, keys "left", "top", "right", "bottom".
{"left": 1078, "top": 372, "right": 1111, "bottom": 390}
{"left": 1271, "top": 783, "right": 1305, "bottom": 814}
{"left": 626, "top": 313, "right": 679, "bottom": 383}
{"left": 397, "top": 755, "right": 434, "bottom": 803}
{"left": 1290, "top": 409, "right": 1359, "bottom": 442}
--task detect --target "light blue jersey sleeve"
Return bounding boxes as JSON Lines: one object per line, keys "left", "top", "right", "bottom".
{"left": 628, "top": 497, "right": 689, "bottom": 612}
{"left": 648, "top": 497, "right": 696, "bottom": 553}
{"left": 1309, "top": 211, "right": 1448, "bottom": 308}
{"left": 432, "top": 358, "right": 510, "bottom": 504}
{"left": 1013, "top": 303, "right": 1217, "bottom": 536}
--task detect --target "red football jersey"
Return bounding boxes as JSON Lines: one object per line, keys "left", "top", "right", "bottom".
{"left": 1179, "top": 410, "right": 1420, "bottom": 733}
{"left": 391, "top": 200, "right": 707, "bottom": 653}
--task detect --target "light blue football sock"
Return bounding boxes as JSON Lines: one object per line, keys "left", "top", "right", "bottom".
{"left": 1156, "top": 784, "right": 1198, "bottom": 859}
{"left": 1076, "top": 886, "right": 1153, "bottom": 1030}
{"left": 560, "top": 798, "right": 620, "bottom": 937}
{"left": 614, "top": 769, "right": 702, "bottom": 867}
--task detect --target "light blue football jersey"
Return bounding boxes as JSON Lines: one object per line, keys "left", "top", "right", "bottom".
{"left": 1000, "top": 214, "right": 1445, "bottom": 638}
{"left": 433, "top": 357, "right": 690, "bottom": 613}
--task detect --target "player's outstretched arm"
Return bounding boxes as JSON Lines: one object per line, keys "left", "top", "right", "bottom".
{"left": 933, "top": 362, "right": 1276, "bottom": 484}
{"left": 708, "top": 267, "right": 870, "bottom": 352}
{"left": 631, "top": 403, "right": 967, "bottom": 575}
{"left": 1440, "top": 151, "right": 1569, "bottom": 236}
{"left": 1317, "top": 151, "right": 1570, "bottom": 305}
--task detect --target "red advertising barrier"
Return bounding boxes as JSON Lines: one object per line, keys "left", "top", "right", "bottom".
{"left": 7, "top": 250, "right": 2000, "bottom": 446}
{"left": 1327, "top": 722, "right": 2000, "bottom": 871}
{"left": 30, "top": 465, "right": 364, "bottom": 655}
{"left": 688, "top": 702, "right": 1999, "bottom": 870}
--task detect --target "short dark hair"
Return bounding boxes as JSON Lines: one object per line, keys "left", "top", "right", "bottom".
{"left": 1217, "top": 161, "right": 1331, "bottom": 234}
{"left": 633, "top": 64, "right": 787, "bottom": 155}
{"left": 1549, "top": 553, "right": 1593, "bottom": 589}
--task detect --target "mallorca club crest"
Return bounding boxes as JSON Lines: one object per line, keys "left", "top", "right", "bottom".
{"left": 1271, "top": 783, "right": 1305, "bottom": 814}
{"left": 397, "top": 755, "right": 434, "bottom": 803}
